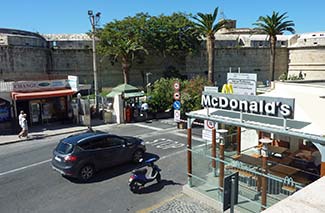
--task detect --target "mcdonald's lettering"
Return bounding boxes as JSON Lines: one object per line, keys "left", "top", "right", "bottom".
{"left": 201, "top": 94, "right": 294, "bottom": 118}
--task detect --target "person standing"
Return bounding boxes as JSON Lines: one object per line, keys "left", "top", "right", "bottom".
{"left": 18, "top": 114, "right": 28, "bottom": 138}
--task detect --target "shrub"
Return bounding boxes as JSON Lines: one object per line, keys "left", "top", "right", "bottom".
{"left": 147, "top": 78, "right": 177, "bottom": 113}
{"left": 147, "top": 76, "right": 212, "bottom": 116}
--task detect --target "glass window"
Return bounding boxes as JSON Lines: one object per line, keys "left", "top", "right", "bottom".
{"left": 56, "top": 142, "right": 74, "bottom": 154}
{"left": 79, "top": 138, "right": 106, "bottom": 150}
{"left": 105, "top": 136, "right": 125, "bottom": 148}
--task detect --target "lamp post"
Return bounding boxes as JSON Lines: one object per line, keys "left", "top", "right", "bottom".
{"left": 88, "top": 10, "right": 101, "bottom": 115}
{"left": 146, "top": 72, "right": 152, "bottom": 92}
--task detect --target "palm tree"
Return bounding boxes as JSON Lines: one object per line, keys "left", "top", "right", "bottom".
{"left": 254, "top": 11, "right": 295, "bottom": 81}
{"left": 192, "top": 7, "right": 227, "bottom": 83}
{"left": 98, "top": 36, "right": 147, "bottom": 84}
{"left": 111, "top": 39, "right": 147, "bottom": 84}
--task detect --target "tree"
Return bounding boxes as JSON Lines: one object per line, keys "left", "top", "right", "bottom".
{"left": 97, "top": 13, "right": 199, "bottom": 84}
{"left": 97, "top": 14, "right": 149, "bottom": 84}
{"left": 254, "top": 11, "right": 295, "bottom": 81}
{"left": 145, "top": 13, "right": 199, "bottom": 57}
{"left": 192, "top": 7, "right": 227, "bottom": 84}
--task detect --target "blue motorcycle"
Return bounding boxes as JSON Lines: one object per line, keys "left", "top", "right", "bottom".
{"left": 128, "top": 158, "right": 161, "bottom": 193}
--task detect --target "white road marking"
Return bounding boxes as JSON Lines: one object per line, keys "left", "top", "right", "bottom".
{"left": 146, "top": 138, "right": 185, "bottom": 150}
{"left": 131, "top": 123, "right": 163, "bottom": 131}
{"left": 0, "top": 159, "right": 51, "bottom": 177}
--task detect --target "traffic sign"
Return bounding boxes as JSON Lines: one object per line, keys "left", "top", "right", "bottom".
{"left": 204, "top": 120, "right": 216, "bottom": 130}
{"left": 173, "top": 92, "right": 180, "bottom": 100}
{"left": 173, "top": 101, "right": 181, "bottom": 110}
{"left": 174, "top": 110, "right": 180, "bottom": 121}
{"left": 173, "top": 82, "right": 180, "bottom": 91}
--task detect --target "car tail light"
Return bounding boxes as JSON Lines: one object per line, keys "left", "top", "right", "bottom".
{"left": 64, "top": 155, "right": 77, "bottom": 162}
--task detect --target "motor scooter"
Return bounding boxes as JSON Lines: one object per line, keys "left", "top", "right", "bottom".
{"left": 128, "top": 157, "right": 161, "bottom": 193}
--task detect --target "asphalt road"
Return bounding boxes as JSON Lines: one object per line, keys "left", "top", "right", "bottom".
{"left": 0, "top": 120, "right": 205, "bottom": 213}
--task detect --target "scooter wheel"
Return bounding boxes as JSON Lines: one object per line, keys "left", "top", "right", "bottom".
{"left": 129, "top": 181, "right": 140, "bottom": 193}
{"left": 156, "top": 173, "right": 161, "bottom": 183}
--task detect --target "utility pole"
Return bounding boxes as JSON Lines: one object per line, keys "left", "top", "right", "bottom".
{"left": 88, "top": 10, "right": 101, "bottom": 115}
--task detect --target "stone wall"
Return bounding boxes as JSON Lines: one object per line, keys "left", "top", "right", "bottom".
{"left": 288, "top": 47, "right": 325, "bottom": 79}
{"left": 0, "top": 46, "right": 49, "bottom": 80}
{"left": 186, "top": 47, "right": 288, "bottom": 85}
{"left": 98, "top": 54, "right": 186, "bottom": 88}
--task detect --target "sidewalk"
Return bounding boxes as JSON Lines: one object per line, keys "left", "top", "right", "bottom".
{"left": 138, "top": 193, "right": 220, "bottom": 213}
{"left": 0, "top": 119, "right": 109, "bottom": 146}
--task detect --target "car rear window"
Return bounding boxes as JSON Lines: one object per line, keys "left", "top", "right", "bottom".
{"left": 56, "top": 142, "right": 74, "bottom": 154}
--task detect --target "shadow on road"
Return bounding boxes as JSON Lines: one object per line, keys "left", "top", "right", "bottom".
{"left": 66, "top": 152, "right": 160, "bottom": 184}
{"left": 136, "top": 179, "right": 182, "bottom": 194}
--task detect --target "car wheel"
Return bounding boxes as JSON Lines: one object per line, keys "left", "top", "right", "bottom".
{"left": 132, "top": 150, "right": 144, "bottom": 163}
{"left": 79, "top": 165, "right": 94, "bottom": 181}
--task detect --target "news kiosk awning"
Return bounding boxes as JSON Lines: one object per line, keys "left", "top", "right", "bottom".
{"left": 11, "top": 89, "right": 76, "bottom": 100}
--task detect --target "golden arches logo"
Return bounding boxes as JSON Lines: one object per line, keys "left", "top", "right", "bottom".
{"left": 221, "top": 83, "right": 233, "bottom": 94}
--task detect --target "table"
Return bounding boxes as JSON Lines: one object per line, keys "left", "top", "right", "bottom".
{"left": 269, "top": 164, "right": 299, "bottom": 176}
{"left": 268, "top": 145, "right": 288, "bottom": 155}
{"left": 232, "top": 154, "right": 262, "bottom": 167}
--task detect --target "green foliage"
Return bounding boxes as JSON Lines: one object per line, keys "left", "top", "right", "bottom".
{"left": 162, "top": 66, "right": 182, "bottom": 79}
{"left": 97, "top": 12, "right": 200, "bottom": 84}
{"left": 97, "top": 13, "right": 149, "bottom": 83}
{"left": 253, "top": 11, "right": 295, "bottom": 81}
{"left": 279, "top": 71, "right": 305, "bottom": 81}
{"left": 147, "top": 76, "right": 212, "bottom": 116}
{"left": 288, "top": 74, "right": 304, "bottom": 80}
{"left": 278, "top": 72, "right": 288, "bottom": 81}
{"left": 144, "top": 13, "right": 200, "bottom": 57}
{"left": 253, "top": 11, "right": 295, "bottom": 37}
{"left": 147, "top": 78, "right": 176, "bottom": 113}
{"left": 192, "top": 7, "right": 228, "bottom": 83}
{"left": 192, "top": 7, "right": 228, "bottom": 38}
{"left": 180, "top": 76, "right": 212, "bottom": 116}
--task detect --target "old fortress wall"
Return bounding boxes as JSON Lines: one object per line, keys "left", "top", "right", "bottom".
{"left": 0, "top": 27, "right": 325, "bottom": 88}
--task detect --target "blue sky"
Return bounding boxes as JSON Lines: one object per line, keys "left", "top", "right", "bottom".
{"left": 0, "top": 0, "right": 324, "bottom": 34}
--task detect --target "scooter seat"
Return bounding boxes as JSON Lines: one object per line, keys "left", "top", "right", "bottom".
{"left": 132, "top": 168, "right": 147, "bottom": 175}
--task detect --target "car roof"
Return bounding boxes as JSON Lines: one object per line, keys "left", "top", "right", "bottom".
{"left": 61, "top": 132, "right": 109, "bottom": 145}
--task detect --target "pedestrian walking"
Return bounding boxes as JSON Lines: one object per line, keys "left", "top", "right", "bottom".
{"left": 18, "top": 114, "right": 28, "bottom": 138}
{"left": 141, "top": 102, "right": 149, "bottom": 122}
{"left": 18, "top": 110, "right": 24, "bottom": 127}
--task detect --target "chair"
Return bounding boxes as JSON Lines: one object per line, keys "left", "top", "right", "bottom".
{"left": 281, "top": 176, "right": 296, "bottom": 195}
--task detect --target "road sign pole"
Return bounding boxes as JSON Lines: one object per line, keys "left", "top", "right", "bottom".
{"left": 230, "top": 176, "right": 236, "bottom": 213}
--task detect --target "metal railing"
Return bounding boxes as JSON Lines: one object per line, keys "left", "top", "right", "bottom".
{"left": 187, "top": 142, "right": 312, "bottom": 212}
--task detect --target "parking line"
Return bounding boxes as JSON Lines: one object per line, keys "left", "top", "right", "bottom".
{"left": 0, "top": 159, "right": 51, "bottom": 177}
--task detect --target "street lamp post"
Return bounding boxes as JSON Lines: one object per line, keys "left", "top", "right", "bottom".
{"left": 88, "top": 10, "right": 101, "bottom": 115}
{"left": 146, "top": 72, "right": 152, "bottom": 92}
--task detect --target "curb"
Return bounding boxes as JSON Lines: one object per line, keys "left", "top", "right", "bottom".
{"left": 0, "top": 128, "right": 87, "bottom": 146}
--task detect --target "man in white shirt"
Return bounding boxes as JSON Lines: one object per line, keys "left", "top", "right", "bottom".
{"left": 141, "top": 102, "right": 149, "bottom": 122}
{"left": 18, "top": 114, "right": 28, "bottom": 138}
{"left": 18, "top": 110, "right": 24, "bottom": 128}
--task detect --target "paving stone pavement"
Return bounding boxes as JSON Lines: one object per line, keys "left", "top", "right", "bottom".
{"left": 148, "top": 194, "right": 220, "bottom": 213}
